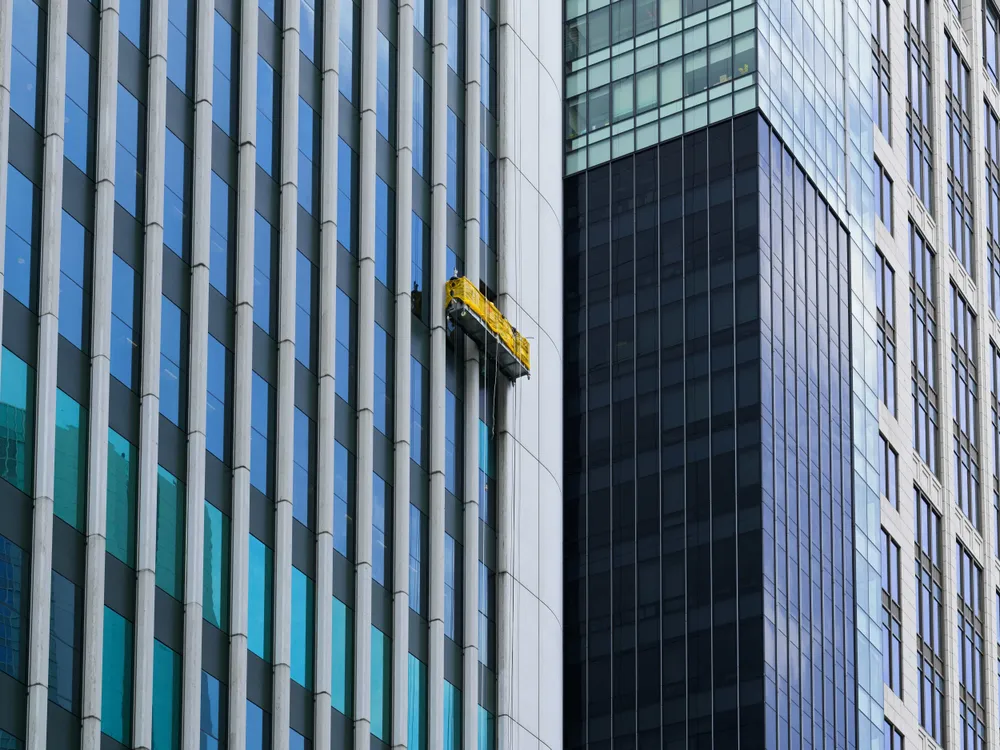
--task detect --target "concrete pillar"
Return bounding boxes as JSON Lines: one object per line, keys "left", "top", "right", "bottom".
{"left": 26, "top": 0, "right": 69, "bottom": 746}
{"left": 461, "top": 2, "right": 482, "bottom": 746}
{"left": 229, "top": 0, "right": 260, "bottom": 744}
{"left": 391, "top": 2, "right": 415, "bottom": 749}
{"left": 81, "top": 1, "right": 121, "bottom": 747}
{"left": 272, "top": 0, "right": 301, "bottom": 744}
{"left": 180, "top": 0, "right": 217, "bottom": 744}
{"left": 313, "top": 0, "right": 341, "bottom": 746}
{"left": 353, "top": 0, "right": 378, "bottom": 745}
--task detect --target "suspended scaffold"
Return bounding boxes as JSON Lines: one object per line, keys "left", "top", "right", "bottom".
{"left": 444, "top": 276, "right": 530, "bottom": 381}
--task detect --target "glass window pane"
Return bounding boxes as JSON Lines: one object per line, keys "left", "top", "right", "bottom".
{"left": 54, "top": 390, "right": 87, "bottom": 531}
{"left": 332, "top": 596, "right": 353, "bottom": 717}
{"left": 407, "top": 655, "right": 427, "bottom": 750}
{"left": 0, "top": 537, "right": 24, "bottom": 680}
{"left": 101, "top": 607, "right": 133, "bottom": 745}
{"left": 152, "top": 640, "right": 181, "bottom": 750}
{"left": 200, "top": 671, "right": 225, "bottom": 746}
{"left": 371, "top": 627, "right": 390, "bottom": 742}
{"left": 155, "top": 467, "right": 185, "bottom": 599}
{"left": 291, "top": 567, "right": 314, "bottom": 689}
{"left": 444, "top": 681, "right": 461, "bottom": 750}
{"left": 107, "top": 429, "right": 138, "bottom": 566}
{"left": 203, "top": 502, "right": 230, "bottom": 631}
{"left": 49, "top": 572, "right": 81, "bottom": 714}
{"left": 248, "top": 535, "right": 273, "bottom": 661}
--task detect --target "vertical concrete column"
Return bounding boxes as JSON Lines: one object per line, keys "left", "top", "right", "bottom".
{"left": 133, "top": 0, "right": 170, "bottom": 744}
{"left": 391, "top": 3, "right": 415, "bottom": 748}
{"left": 461, "top": 3, "right": 482, "bottom": 747}
{"left": 81, "top": 1, "right": 121, "bottom": 747}
{"left": 353, "top": 0, "right": 378, "bottom": 747}
{"left": 229, "top": 0, "right": 260, "bottom": 744}
{"left": 180, "top": 0, "right": 217, "bottom": 743}
{"left": 272, "top": 0, "right": 301, "bottom": 745}
{"left": 313, "top": 0, "right": 341, "bottom": 746}
{"left": 25, "top": 1, "right": 69, "bottom": 746}
{"left": 427, "top": 0, "right": 449, "bottom": 744}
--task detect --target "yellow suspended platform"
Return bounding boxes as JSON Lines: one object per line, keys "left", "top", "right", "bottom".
{"left": 445, "top": 277, "right": 530, "bottom": 381}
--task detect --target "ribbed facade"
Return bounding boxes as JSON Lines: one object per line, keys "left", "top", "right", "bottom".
{"left": 0, "top": 0, "right": 563, "bottom": 748}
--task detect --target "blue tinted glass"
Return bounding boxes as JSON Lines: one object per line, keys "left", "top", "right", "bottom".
{"left": 200, "top": 671, "right": 223, "bottom": 744}
{"left": 65, "top": 38, "right": 94, "bottom": 174}
{"left": 293, "top": 408, "right": 312, "bottom": 526}
{"left": 444, "top": 534, "right": 457, "bottom": 638}
{"left": 371, "top": 627, "right": 389, "bottom": 741}
{"left": 338, "top": 0, "right": 353, "bottom": 100}
{"left": 336, "top": 289, "right": 352, "bottom": 402}
{"left": 375, "top": 178, "right": 391, "bottom": 288}
{"left": 163, "top": 130, "right": 189, "bottom": 258}
{"left": 414, "top": 0, "right": 426, "bottom": 36}
{"left": 443, "top": 681, "right": 461, "bottom": 750}
{"left": 297, "top": 99, "right": 315, "bottom": 213}
{"left": 120, "top": 0, "right": 145, "bottom": 49}
{"left": 54, "top": 390, "right": 87, "bottom": 530}
{"left": 111, "top": 256, "right": 137, "bottom": 388}
{"left": 374, "top": 325, "right": 389, "bottom": 436}
{"left": 331, "top": 596, "right": 352, "bottom": 716}
{"left": 152, "top": 641, "right": 181, "bottom": 750}
{"left": 167, "top": 0, "right": 189, "bottom": 91}
{"left": 160, "top": 296, "right": 186, "bottom": 426}
{"left": 250, "top": 373, "right": 272, "bottom": 494}
{"left": 0, "top": 730, "right": 21, "bottom": 749}
{"left": 5, "top": 165, "right": 36, "bottom": 310}
{"left": 334, "top": 442, "right": 349, "bottom": 555}
{"left": 407, "top": 655, "right": 427, "bottom": 750}
{"left": 411, "top": 213, "right": 424, "bottom": 295}
{"left": 253, "top": 213, "right": 274, "bottom": 332}
{"left": 376, "top": 33, "right": 390, "bottom": 139}
{"left": 477, "top": 706, "right": 494, "bottom": 750}
{"left": 446, "top": 110, "right": 459, "bottom": 211}
{"left": 248, "top": 535, "right": 273, "bottom": 661}
{"left": 408, "top": 505, "right": 422, "bottom": 612}
{"left": 101, "top": 607, "right": 133, "bottom": 744}
{"left": 155, "top": 467, "right": 185, "bottom": 600}
{"left": 115, "top": 85, "right": 144, "bottom": 217}
{"left": 212, "top": 13, "right": 233, "bottom": 134}
{"left": 206, "top": 336, "right": 229, "bottom": 460}
{"left": 0, "top": 537, "right": 23, "bottom": 680}
{"left": 107, "top": 429, "right": 138, "bottom": 566}
{"left": 337, "top": 139, "right": 354, "bottom": 252}
{"left": 59, "top": 211, "right": 88, "bottom": 349}
{"left": 445, "top": 390, "right": 458, "bottom": 494}
{"left": 300, "top": 0, "right": 315, "bottom": 60}
{"left": 291, "top": 567, "right": 314, "bottom": 688}
{"left": 289, "top": 729, "right": 306, "bottom": 750}
{"left": 412, "top": 74, "right": 426, "bottom": 177}
{"left": 259, "top": 0, "right": 275, "bottom": 20}
{"left": 246, "top": 700, "right": 269, "bottom": 750}
{"left": 11, "top": 0, "right": 40, "bottom": 127}
{"left": 447, "top": 0, "right": 458, "bottom": 71}
{"left": 209, "top": 172, "right": 231, "bottom": 295}
{"left": 295, "top": 251, "right": 314, "bottom": 369}
{"left": 0, "top": 349, "right": 35, "bottom": 495}
{"left": 203, "top": 502, "right": 230, "bottom": 631}
{"left": 256, "top": 58, "right": 276, "bottom": 175}
{"left": 49, "top": 571, "right": 80, "bottom": 713}
{"left": 410, "top": 358, "right": 424, "bottom": 466}
{"left": 372, "top": 473, "right": 387, "bottom": 585}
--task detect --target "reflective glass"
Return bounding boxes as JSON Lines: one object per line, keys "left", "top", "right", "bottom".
{"left": 259, "top": 0, "right": 275, "bottom": 20}
{"left": 250, "top": 373, "right": 273, "bottom": 495}
{"left": 65, "top": 37, "right": 96, "bottom": 174}
{"left": 156, "top": 467, "right": 185, "bottom": 599}
{"left": 338, "top": 139, "right": 355, "bottom": 252}
{"left": 163, "top": 130, "right": 190, "bottom": 259}
{"left": 111, "top": 255, "right": 139, "bottom": 389}
{"left": 293, "top": 408, "right": 314, "bottom": 526}
{"left": 336, "top": 290, "right": 354, "bottom": 403}
{"left": 377, "top": 33, "right": 391, "bottom": 139}
{"left": 160, "top": 295, "right": 188, "bottom": 427}
{"left": 409, "top": 505, "right": 423, "bottom": 614}
{"left": 53, "top": 390, "right": 87, "bottom": 531}
{"left": 477, "top": 706, "right": 495, "bottom": 750}
{"left": 49, "top": 572, "right": 80, "bottom": 713}
{"left": 0, "top": 731, "right": 22, "bottom": 749}
{"left": 444, "top": 681, "right": 461, "bottom": 750}
{"left": 371, "top": 627, "right": 390, "bottom": 742}
{"left": 246, "top": 700, "right": 270, "bottom": 750}
{"left": 200, "top": 671, "right": 224, "bottom": 748}
{"left": 373, "top": 473, "right": 388, "bottom": 586}
{"left": 0, "top": 349, "right": 34, "bottom": 495}
{"left": 59, "top": 211, "right": 90, "bottom": 350}
{"left": 289, "top": 729, "right": 306, "bottom": 750}
{"left": 206, "top": 335, "right": 230, "bottom": 461}
{"left": 447, "top": 0, "right": 459, "bottom": 72}
{"left": 291, "top": 567, "right": 314, "bottom": 688}
{"left": 115, "top": 85, "right": 145, "bottom": 218}
{"left": 375, "top": 178, "right": 393, "bottom": 288}
{"left": 5, "top": 165, "right": 38, "bottom": 311}
{"left": 248, "top": 535, "right": 273, "bottom": 661}
{"left": 413, "top": 73, "right": 427, "bottom": 177}
{"left": 101, "top": 607, "right": 133, "bottom": 744}
{"left": 410, "top": 214, "right": 427, "bottom": 319}
{"left": 11, "top": 0, "right": 41, "bottom": 128}
{"left": 334, "top": 441, "right": 351, "bottom": 556}
{"left": 210, "top": 172, "right": 232, "bottom": 296}
{"left": 445, "top": 389, "right": 460, "bottom": 494}
{"left": 407, "top": 655, "right": 427, "bottom": 750}
{"left": 298, "top": 98, "right": 317, "bottom": 214}
{"left": 107, "top": 429, "right": 138, "bottom": 566}
{"left": 120, "top": 0, "right": 146, "bottom": 50}
{"left": 254, "top": 212, "right": 275, "bottom": 332}
{"left": 410, "top": 358, "right": 426, "bottom": 465}
{"left": 446, "top": 109, "right": 461, "bottom": 211}
{"left": 213, "top": 13, "right": 235, "bottom": 135}
{"left": 332, "top": 596, "right": 353, "bottom": 716}
{"left": 444, "top": 534, "right": 459, "bottom": 639}
{"left": 167, "top": 0, "right": 191, "bottom": 92}
{"left": 300, "top": 0, "right": 315, "bottom": 60}
{"left": 204, "top": 502, "right": 230, "bottom": 631}
{"left": 256, "top": 57, "right": 278, "bottom": 175}
{"left": 339, "top": 0, "right": 355, "bottom": 101}
{"left": 0, "top": 536, "right": 23, "bottom": 680}
{"left": 295, "top": 251, "right": 315, "bottom": 370}
{"left": 152, "top": 640, "right": 181, "bottom": 750}
{"left": 374, "top": 325, "right": 391, "bottom": 436}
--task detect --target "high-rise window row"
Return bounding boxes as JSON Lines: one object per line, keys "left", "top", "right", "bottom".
{"left": 882, "top": 528, "right": 903, "bottom": 697}
{"left": 906, "top": 0, "right": 933, "bottom": 208}
{"left": 911, "top": 223, "right": 939, "bottom": 475}
{"left": 873, "top": 0, "right": 891, "bottom": 140}
{"left": 915, "top": 488, "right": 945, "bottom": 744}
{"left": 952, "top": 286, "right": 981, "bottom": 529}
{"left": 946, "top": 39, "right": 974, "bottom": 276}
{"left": 876, "top": 248, "right": 897, "bottom": 413}
{"left": 957, "top": 542, "right": 987, "bottom": 749}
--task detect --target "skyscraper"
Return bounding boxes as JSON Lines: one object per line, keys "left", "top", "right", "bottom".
{"left": 563, "top": 0, "right": 882, "bottom": 747}
{"left": 0, "top": 0, "right": 563, "bottom": 748}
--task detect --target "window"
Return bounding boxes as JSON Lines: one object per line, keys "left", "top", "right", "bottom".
{"left": 213, "top": 13, "right": 236, "bottom": 135}
{"left": 298, "top": 98, "right": 317, "bottom": 215}
{"left": 447, "top": 0, "right": 460, "bottom": 72}
{"left": 444, "top": 533, "right": 461, "bottom": 640}
{"left": 411, "top": 358, "right": 427, "bottom": 466}
{"left": 152, "top": 640, "right": 181, "bottom": 750}
{"left": 115, "top": 85, "right": 146, "bottom": 219}
{"left": 884, "top": 720, "right": 904, "bottom": 750}
{"left": 375, "top": 178, "right": 394, "bottom": 289}
{"left": 946, "top": 39, "right": 974, "bottom": 276}
{"left": 915, "top": 488, "right": 944, "bottom": 744}
{"left": 905, "top": 0, "right": 933, "bottom": 209}
{"left": 447, "top": 109, "right": 462, "bottom": 213}
{"left": 336, "top": 290, "right": 355, "bottom": 403}
{"left": 54, "top": 390, "right": 87, "bottom": 531}
{"left": 160, "top": 296, "right": 188, "bottom": 427}
{"left": 876, "top": 249, "right": 896, "bottom": 412}
{"left": 371, "top": 626, "right": 390, "bottom": 742}
{"left": 49, "top": 572, "right": 81, "bottom": 713}
{"left": 0, "top": 349, "right": 34, "bottom": 496}
{"left": 478, "top": 562, "right": 492, "bottom": 666}
{"left": 259, "top": 0, "right": 275, "bottom": 21}
{"left": 11, "top": 0, "right": 41, "bottom": 128}
{"left": 5, "top": 165, "right": 39, "bottom": 311}
{"left": 374, "top": 325, "right": 392, "bottom": 436}
{"left": 200, "top": 672, "right": 225, "bottom": 749}
{"left": 481, "top": 145, "right": 495, "bottom": 245}
{"left": 339, "top": 0, "right": 356, "bottom": 102}
{"left": 289, "top": 729, "right": 307, "bottom": 750}
{"left": 875, "top": 159, "right": 893, "bottom": 232}
{"left": 167, "top": 0, "right": 192, "bottom": 93}
{"left": 414, "top": 0, "right": 427, "bottom": 37}
{"left": 59, "top": 211, "right": 91, "bottom": 351}
{"left": 481, "top": 9, "right": 496, "bottom": 111}
{"left": 332, "top": 596, "right": 353, "bottom": 716}
{"left": 957, "top": 542, "right": 986, "bottom": 748}
{"left": 65, "top": 37, "right": 96, "bottom": 175}
{"left": 413, "top": 73, "right": 429, "bottom": 178}
{"left": 163, "top": 131, "right": 191, "bottom": 259}
{"left": 334, "top": 441, "right": 352, "bottom": 557}
{"left": 206, "top": 335, "right": 231, "bottom": 462}
{"left": 952, "top": 286, "right": 981, "bottom": 528}
{"left": 445, "top": 388, "right": 461, "bottom": 495}
{"left": 204, "top": 501, "right": 230, "bottom": 631}
{"left": 879, "top": 434, "right": 898, "bottom": 509}
{"left": 291, "top": 567, "right": 314, "bottom": 689}
{"left": 248, "top": 535, "right": 273, "bottom": 662}
{"left": 0, "top": 536, "right": 24, "bottom": 680}
{"left": 300, "top": 0, "right": 316, "bottom": 61}
{"left": 107, "top": 429, "right": 138, "bottom": 566}
{"left": 256, "top": 57, "right": 279, "bottom": 176}
{"left": 111, "top": 256, "right": 140, "bottom": 389}
{"left": 409, "top": 505, "right": 425, "bottom": 615}
{"left": 254, "top": 212, "right": 277, "bottom": 334}
{"left": 246, "top": 699, "right": 271, "bottom": 750}
{"left": 873, "top": 0, "right": 891, "bottom": 140}
{"left": 102, "top": 608, "right": 134, "bottom": 744}
{"left": 210, "top": 172, "right": 233, "bottom": 296}
{"left": 444, "top": 680, "right": 461, "bottom": 750}
{"left": 119, "top": 0, "right": 146, "bottom": 51}
{"left": 992, "top": 344, "right": 1000, "bottom": 555}
{"left": 911, "top": 224, "right": 938, "bottom": 474}
{"left": 338, "top": 139, "right": 356, "bottom": 252}
{"left": 881, "top": 529, "right": 902, "bottom": 696}
{"left": 155, "top": 467, "right": 185, "bottom": 600}
{"left": 250, "top": 373, "right": 274, "bottom": 496}
{"left": 408, "top": 655, "right": 427, "bottom": 750}
{"left": 987, "top": 101, "right": 1000, "bottom": 332}
{"left": 377, "top": 33, "right": 392, "bottom": 141}
{"left": 373, "top": 473, "right": 389, "bottom": 586}
{"left": 411, "top": 214, "right": 428, "bottom": 320}
{"left": 988, "top": 1, "right": 1000, "bottom": 88}
{"left": 293, "top": 408, "right": 314, "bottom": 527}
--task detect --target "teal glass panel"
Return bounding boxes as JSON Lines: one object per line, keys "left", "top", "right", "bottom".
{"left": 0, "top": 535, "right": 24, "bottom": 680}
{"left": 477, "top": 706, "right": 494, "bottom": 750}
{"left": 0, "top": 348, "right": 34, "bottom": 494}
{"left": 407, "top": 655, "right": 427, "bottom": 750}
{"left": 443, "top": 681, "right": 461, "bottom": 750}
{"left": 371, "top": 627, "right": 390, "bottom": 742}
{"left": 107, "top": 429, "right": 137, "bottom": 566}
{"left": 248, "top": 535, "right": 272, "bottom": 661}
{"left": 203, "top": 502, "right": 230, "bottom": 631}
{"left": 101, "top": 607, "right": 133, "bottom": 744}
{"left": 332, "top": 596, "right": 353, "bottom": 716}
{"left": 155, "top": 467, "right": 185, "bottom": 599}
{"left": 54, "top": 390, "right": 87, "bottom": 530}
{"left": 0, "top": 729, "right": 22, "bottom": 748}
{"left": 152, "top": 640, "right": 181, "bottom": 750}
{"left": 291, "top": 567, "right": 314, "bottom": 689}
